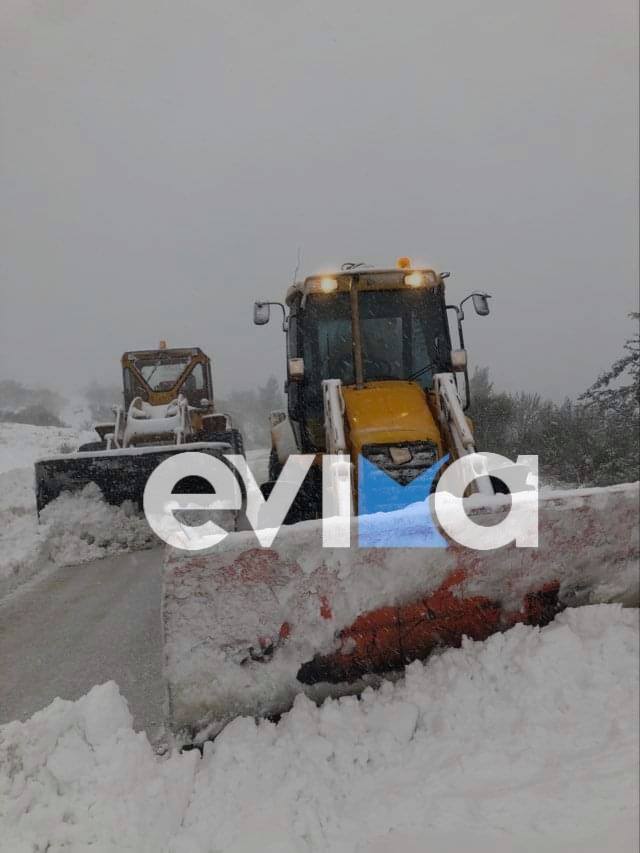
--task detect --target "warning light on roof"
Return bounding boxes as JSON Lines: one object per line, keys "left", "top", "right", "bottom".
{"left": 396, "top": 257, "right": 412, "bottom": 270}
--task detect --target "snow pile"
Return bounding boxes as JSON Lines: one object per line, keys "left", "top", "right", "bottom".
{"left": 0, "top": 467, "right": 46, "bottom": 597}
{"left": 38, "top": 483, "right": 156, "bottom": 566}
{"left": 1, "top": 605, "right": 638, "bottom": 852}
{"left": 163, "top": 481, "right": 639, "bottom": 737}
{"left": 58, "top": 394, "right": 102, "bottom": 433}
{"left": 0, "top": 683, "right": 198, "bottom": 853}
{"left": 0, "top": 481, "right": 156, "bottom": 598}
{"left": 0, "top": 424, "right": 269, "bottom": 599}
{"left": 0, "top": 422, "right": 158, "bottom": 598}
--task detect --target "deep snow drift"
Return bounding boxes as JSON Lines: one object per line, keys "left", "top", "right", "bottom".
{"left": 0, "top": 422, "right": 156, "bottom": 597}
{"left": 0, "top": 421, "right": 269, "bottom": 599}
{"left": 1, "top": 604, "right": 638, "bottom": 853}
{"left": 0, "top": 468, "right": 155, "bottom": 599}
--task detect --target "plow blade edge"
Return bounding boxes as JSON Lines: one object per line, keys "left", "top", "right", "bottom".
{"left": 162, "top": 482, "right": 639, "bottom": 743}
{"left": 35, "top": 441, "right": 232, "bottom": 514}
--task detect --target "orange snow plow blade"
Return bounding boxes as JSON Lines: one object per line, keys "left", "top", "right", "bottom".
{"left": 162, "top": 483, "right": 639, "bottom": 743}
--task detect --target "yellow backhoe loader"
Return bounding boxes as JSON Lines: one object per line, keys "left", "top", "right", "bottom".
{"left": 162, "top": 263, "right": 639, "bottom": 743}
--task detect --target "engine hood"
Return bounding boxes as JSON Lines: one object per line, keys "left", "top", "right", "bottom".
{"left": 341, "top": 381, "right": 443, "bottom": 458}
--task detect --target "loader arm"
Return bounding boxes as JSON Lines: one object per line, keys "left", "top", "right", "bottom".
{"left": 432, "top": 372, "right": 495, "bottom": 497}
{"left": 322, "top": 379, "right": 354, "bottom": 519}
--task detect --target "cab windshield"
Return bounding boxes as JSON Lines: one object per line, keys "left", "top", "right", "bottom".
{"left": 135, "top": 356, "right": 191, "bottom": 391}
{"left": 303, "top": 288, "right": 451, "bottom": 390}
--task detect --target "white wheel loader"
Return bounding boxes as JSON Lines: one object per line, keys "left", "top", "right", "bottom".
{"left": 35, "top": 344, "right": 244, "bottom": 513}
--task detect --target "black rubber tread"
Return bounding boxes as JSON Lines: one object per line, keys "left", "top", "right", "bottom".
{"left": 268, "top": 446, "right": 283, "bottom": 481}
{"left": 209, "top": 429, "right": 245, "bottom": 457}
{"left": 260, "top": 464, "right": 321, "bottom": 525}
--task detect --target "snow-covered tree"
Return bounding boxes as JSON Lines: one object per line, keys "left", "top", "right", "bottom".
{"left": 579, "top": 313, "right": 639, "bottom": 414}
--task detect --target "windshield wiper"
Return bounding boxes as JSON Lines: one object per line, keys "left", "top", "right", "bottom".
{"left": 144, "top": 365, "right": 160, "bottom": 385}
{"left": 408, "top": 361, "right": 433, "bottom": 381}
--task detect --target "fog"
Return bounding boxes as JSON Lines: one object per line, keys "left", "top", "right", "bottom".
{"left": 1, "top": 0, "right": 637, "bottom": 401}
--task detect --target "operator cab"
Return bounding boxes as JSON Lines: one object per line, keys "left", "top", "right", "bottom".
{"left": 121, "top": 346, "right": 213, "bottom": 409}
{"left": 286, "top": 266, "right": 453, "bottom": 450}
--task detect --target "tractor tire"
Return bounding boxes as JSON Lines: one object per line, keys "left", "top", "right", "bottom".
{"left": 260, "top": 464, "right": 321, "bottom": 525}
{"left": 268, "top": 447, "right": 283, "bottom": 481}
{"left": 210, "top": 428, "right": 245, "bottom": 457}
{"left": 173, "top": 430, "right": 245, "bottom": 497}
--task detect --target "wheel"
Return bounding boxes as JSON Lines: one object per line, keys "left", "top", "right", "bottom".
{"left": 268, "top": 447, "right": 283, "bottom": 481}
{"left": 260, "top": 465, "right": 321, "bottom": 525}
{"left": 174, "top": 430, "right": 244, "bottom": 495}
{"left": 174, "top": 431, "right": 246, "bottom": 531}
{"left": 210, "top": 428, "right": 245, "bottom": 457}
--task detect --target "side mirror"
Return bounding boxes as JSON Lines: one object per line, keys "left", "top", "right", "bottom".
{"left": 288, "top": 357, "right": 305, "bottom": 382}
{"left": 254, "top": 302, "right": 271, "bottom": 325}
{"left": 472, "top": 293, "right": 491, "bottom": 316}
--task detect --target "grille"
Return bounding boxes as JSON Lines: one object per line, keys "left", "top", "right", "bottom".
{"left": 361, "top": 440, "right": 439, "bottom": 485}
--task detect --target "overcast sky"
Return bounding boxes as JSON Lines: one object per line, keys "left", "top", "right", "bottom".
{"left": 1, "top": 0, "right": 638, "bottom": 401}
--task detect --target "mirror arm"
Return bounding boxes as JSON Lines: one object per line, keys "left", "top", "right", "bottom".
{"left": 446, "top": 304, "right": 466, "bottom": 350}
{"left": 448, "top": 293, "right": 491, "bottom": 410}
{"left": 255, "top": 301, "right": 288, "bottom": 331}
{"left": 458, "top": 293, "right": 476, "bottom": 321}
{"left": 446, "top": 304, "right": 470, "bottom": 410}
{"left": 268, "top": 302, "right": 288, "bottom": 331}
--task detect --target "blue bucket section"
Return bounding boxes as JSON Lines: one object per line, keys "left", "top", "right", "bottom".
{"left": 358, "top": 455, "right": 449, "bottom": 548}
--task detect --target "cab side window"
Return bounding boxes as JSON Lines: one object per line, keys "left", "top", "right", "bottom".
{"left": 287, "top": 311, "right": 298, "bottom": 357}
{"left": 123, "top": 367, "right": 147, "bottom": 406}
{"left": 182, "top": 362, "right": 207, "bottom": 405}
{"left": 286, "top": 308, "right": 302, "bottom": 434}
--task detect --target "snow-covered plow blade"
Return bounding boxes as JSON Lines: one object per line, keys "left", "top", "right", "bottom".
{"left": 163, "top": 482, "right": 639, "bottom": 743}
{"left": 35, "top": 441, "right": 231, "bottom": 515}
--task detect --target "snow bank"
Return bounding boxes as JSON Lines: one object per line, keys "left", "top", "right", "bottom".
{"left": 0, "top": 423, "right": 158, "bottom": 599}
{"left": 0, "top": 426, "right": 270, "bottom": 599}
{"left": 0, "top": 422, "right": 156, "bottom": 598}
{"left": 38, "top": 483, "right": 155, "bottom": 565}
{"left": 0, "top": 683, "right": 198, "bottom": 853}
{"left": 0, "top": 479, "right": 156, "bottom": 598}
{"left": 1, "top": 605, "right": 638, "bottom": 852}
{"left": 163, "top": 481, "right": 639, "bottom": 737}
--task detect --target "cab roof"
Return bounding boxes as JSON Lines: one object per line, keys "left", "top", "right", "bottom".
{"left": 122, "top": 347, "right": 208, "bottom": 362}
{"left": 285, "top": 266, "right": 443, "bottom": 306}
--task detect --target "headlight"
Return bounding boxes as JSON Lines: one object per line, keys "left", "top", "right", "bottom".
{"left": 319, "top": 277, "right": 338, "bottom": 293}
{"left": 404, "top": 271, "right": 438, "bottom": 287}
{"left": 404, "top": 272, "right": 426, "bottom": 287}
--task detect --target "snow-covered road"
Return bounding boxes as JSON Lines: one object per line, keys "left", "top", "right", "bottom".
{"left": 0, "top": 549, "right": 164, "bottom": 736}
{"left": 0, "top": 432, "right": 271, "bottom": 738}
